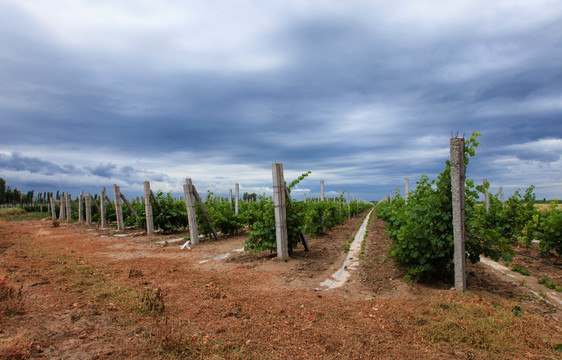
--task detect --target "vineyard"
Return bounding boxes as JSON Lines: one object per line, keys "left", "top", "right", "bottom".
{"left": 1, "top": 140, "right": 562, "bottom": 358}
{"left": 16, "top": 182, "right": 372, "bottom": 252}
{"left": 376, "top": 134, "right": 562, "bottom": 287}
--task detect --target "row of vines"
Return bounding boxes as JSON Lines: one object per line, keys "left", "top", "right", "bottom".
{"left": 38, "top": 175, "right": 372, "bottom": 254}
{"left": 376, "top": 132, "right": 562, "bottom": 281}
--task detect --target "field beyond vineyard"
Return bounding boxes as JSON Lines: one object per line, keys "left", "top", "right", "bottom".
{"left": 1, "top": 212, "right": 561, "bottom": 359}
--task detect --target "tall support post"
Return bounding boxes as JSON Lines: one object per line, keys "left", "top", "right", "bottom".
{"left": 272, "top": 163, "right": 289, "bottom": 261}
{"left": 78, "top": 191, "right": 84, "bottom": 222}
{"left": 50, "top": 196, "right": 56, "bottom": 220}
{"left": 499, "top": 186, "right": 504, "bottom": 203}
{"left": 450, "top": 136, "right": 466, "bottom": 292}
{"left": 183, "top": 179, "right": 199, "bottom": 245}
{"left": 143, "top": 182, "right": 154, "bottom": 234}
{"left": 483, "top": 179, "right": 490, "bottom": 213}
{"left": 405, "top": 178, "right": 410, "bottom": 205}
{"left": 235, "top": 183, "right": 240, "bottom": 214}
{"left": 229, "top": 189, "right": 233, "bottom": 206}
{"left": 65, "top": 193, "right": 71, "bottom": 221}
{"left": 58, "top": 195, "right": 65, "bottom": 220}
{"left": 320, "top": 179, "right": 325, "bottom": 233}
{"left": 100, "top": 188, "right": 107, "bottom": 227}
{"left": 85, "top": 194, "right": 92, "bottom": 224}
{"left": 113, "top": 184, "right": 124, "bottom": 231}
{"left": 303, "top": 193, "right": 306, "bottom": 201}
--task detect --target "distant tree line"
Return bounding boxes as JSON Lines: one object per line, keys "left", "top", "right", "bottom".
{"left": 0, "top": 177, "right": 40, "bottom": 205}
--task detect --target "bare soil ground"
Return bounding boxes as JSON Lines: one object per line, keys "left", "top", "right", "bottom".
{"left": 1, "top": 211, "right": 561, "bottom": 359}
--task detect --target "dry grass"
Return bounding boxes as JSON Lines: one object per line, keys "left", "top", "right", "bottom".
{"left": 412, "top": 291, "right": 562, "bottom": 358}
{"left": 534, "top": 203, "right": 562, "bottom": 211}
{"left": 0, "top": 276, "right": 24, "bottom": 316}
{"left": 0, "top": 331, "right": 34, "bottom": 360}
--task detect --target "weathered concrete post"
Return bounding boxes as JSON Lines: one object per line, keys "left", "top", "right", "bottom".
{"left": 85, "top": 194, "right": 92, "bottom": 224}
{"left": 113, "top": 184, "right": 124, "bottom": 231}
{"left": 405, "top": 178, "right": 410, "bottom": 205}
{"left": 58, "top": 195, "right": 65, "bottom": 220}
{"left": 65, "top": 193, "right": 71, "bottom": 221}
{"left": 272, "top": 163, "right": 289, "bottom": 261}
{"left": 229, "top": 189, "right": 233, "bottom": 206}
{"left": 78, "top": 191, "right": 84, "bottom": 222}
{"left": 450, "top": 136, "right": 466, "bottom": 292}
{"left": 183, "top": 179, "right": 199, "bottom": 245}
{"left": 50, "top": 196, "right": 56, "bottom": 220}
{"left": 320, "top": 180, "right": 325, "bottom": 233}
{"left": 143, "top": 181, "right": 154, "bottom": 234}
{"left": 303, "top": 193, "right": 306, "bottom": 201}
{"left": 100, "top": 188, "right": 107, "bottom": 227}
{"left": 499, "top": 186, "right": 504, "bottom": 203}
{"left": 235, "top": 183, "right": 240, "bottom": 214}
{"left": 483, "top": 179, "right": 490, "bottom": 213}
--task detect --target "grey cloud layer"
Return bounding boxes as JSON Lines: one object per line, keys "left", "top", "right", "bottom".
{"left": 0, "top": 152, "right": 167, "bottom": 184}
{"left": 0, "top": 1, "right": 561, "bottom": 199}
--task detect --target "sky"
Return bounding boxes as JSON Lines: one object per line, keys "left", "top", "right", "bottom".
{"left": 1, "top": 0, "right": 561, "bottom": 201}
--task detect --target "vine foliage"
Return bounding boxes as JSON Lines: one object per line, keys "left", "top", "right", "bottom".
{"left": 377, "top": 133, "right": 514, "bottom": 281}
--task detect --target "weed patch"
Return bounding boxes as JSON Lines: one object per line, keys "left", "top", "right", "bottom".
{"left": 511, "top": 265, "right": 530, "bottom": 276}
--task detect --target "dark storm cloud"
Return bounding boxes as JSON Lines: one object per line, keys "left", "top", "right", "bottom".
{"left": 86, "top": 163, "right": 118, "bottom": 178}
{"left": 0, "top": 152, "right": 78, "bottom": 175}
{"left": 515, "top": 150, "right": 560, "bottom": 163}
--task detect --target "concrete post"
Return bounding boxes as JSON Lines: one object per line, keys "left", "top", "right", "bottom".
{"left": 272, "top": 163, "right": 289, "bottom": 261}
{"left": 450, "top": 137, "right": 466, "bottom": 292}
{"left": 405, "top": 178, "right": 410, "bottom": 205}
{"left": 65, "top": 193, "right": 71, "bottom": 221}
{"left": 113, "top": 184, "right": 124, "bottom": 231}
{"left": 78, "top": 191, "right": 84, "bottom": 222}
{"left": 499, "top": 186, "right": 504, "bottom": 203}
{"left": 303, "top": 193, "right": 306, "bottom": 201}
{"left": 85, "top": 194, "right": 92, "bottom": 224}
{"left": 183, "top": 179, "right": 199, "bottom": 245}
{"left": 229, "top": 189, "right": 233, "bottom": 207}
{"left": 50, "top": 196, "right": 56, "bottom": 220}
{"left": 235, "top": 183, "right": 240, "bottom": 214}
{"left": 320, "top": 179, "right": 325, "bottom": 233}
{"left": 100, "top": 188, "right": 107, "bottom": 227}
{"left": 58, "top": 195, "right": 65, "bottom": 220}
{"left": 483, "top": 179, "right": 490, "bottom": 213}
{"left": 143, "top": 181, "right": 154, "bottom": 234}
